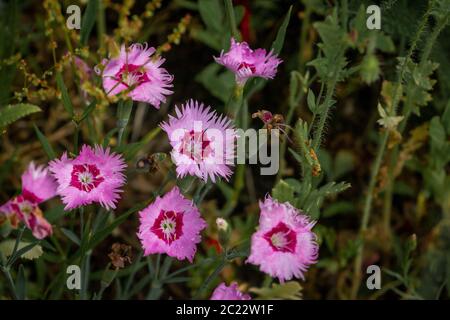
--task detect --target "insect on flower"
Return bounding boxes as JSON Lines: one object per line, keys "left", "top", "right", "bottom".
{"left": 136, "top": 153, "right": 167, "bottom": 174}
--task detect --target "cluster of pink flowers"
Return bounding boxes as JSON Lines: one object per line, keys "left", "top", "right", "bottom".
{"left": 2, "top": 38, "right": 322, "bottom": 299}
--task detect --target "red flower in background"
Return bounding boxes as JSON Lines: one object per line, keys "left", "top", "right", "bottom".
{"left": 235, "top": 0, "right": 252, "bottom": 42}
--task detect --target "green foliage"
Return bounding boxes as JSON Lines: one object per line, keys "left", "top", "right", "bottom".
{"left": 308, "top": 12, "right": 348, "bottom": 82}
{"left": 250, "top": 281, "right": 302, "bottom": 300}
{"left": 56, "top": 72, "right": 74, "bottom": 118}
{"left": 402, "top": 58, "right": 439, "bottom": 116}
{"left": 80, "top": 0, "right": 99, "bottom": 46}
{"left": 0, "top": 104, "right": 41, "bottom": 130}
{"left": 272, "top": 179, "right": 350, "bottom": 219}
{"left": 33, "top": 125, "right": 57, "bottom": 160}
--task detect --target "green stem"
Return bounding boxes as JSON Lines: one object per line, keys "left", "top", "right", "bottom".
{"left": 224, "top": 0, "right": 239, "bottom": 39}
{"left": 312, "top": 75, "right": 339, "bottom": 151}
{"left": 194, "top": 257, "right": 227, "bottom": 299}
{"left": 0, "top": 266, "right": 18, "bottom": 300}
{"left": 97, "top": 0, "right": 106, "bottom": 55}
{"left": 79, "top": 209, "right": 93, "bottom": 300}
{"left": 6, "top": 226, "right": 25, "bottom": 267}
{"left": 227, "top": 84, "right": 244, "bottom": 122}
{"left": 147, "top": 254, "right": 162, "bottom": 300}
{"left": 308, "top": 81, "right": 325, "bottom": 137}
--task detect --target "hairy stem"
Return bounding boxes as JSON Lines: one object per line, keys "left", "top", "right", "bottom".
{"left": 312, "top": 74, "right": 339, "bottom": 151}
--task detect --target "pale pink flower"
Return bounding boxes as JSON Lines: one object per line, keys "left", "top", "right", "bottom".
{"left": 210, "top": 282, "right": 251, "bottom": 300}
{"left": 49, "top": 145, "right": 127, "bottom": 210}
{"left": 21, "top": 162, "right": 57, "bottom": 203}
{"left": 215, "top": 38, "right": 282, "bottom": 85}
{"left": 98, "top": 43, "right": 174, "bottom": 108}
{"left": 247, "top": 195, "right": 319, "bottom": 282}
{"left": 137, "top": 187, "right": 206, "bottom": 262}
{"left": 160, "top": 99, "right": 236, "bottom": 182}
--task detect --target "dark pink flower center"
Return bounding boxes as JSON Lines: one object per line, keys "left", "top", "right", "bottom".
{"left": 115, "top": 64, "right": 150, "bottom": 88}
{"left": 179, "top": 130, "right": 213, "bottom": 162}
{"left": 70, "top": 164, "right": 104, "bottom": 192}
{"left": 261, "top": 111, "right": 273, "bottom": 123}
{"left": 238, "top": 62, "right": 256, "bottom": 73}
{"left": 151, "top": 210, "right": 184, "bottom": 245}
{"left": 264, "top": 222, "right": 297, "bottom": 253}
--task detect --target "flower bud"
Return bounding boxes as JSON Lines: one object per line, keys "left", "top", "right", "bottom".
{"left": 216, "top": 218, "right": 229, "bottom": 232}
{"left": 216, "top": 218, "right": 230, "bottom": 248}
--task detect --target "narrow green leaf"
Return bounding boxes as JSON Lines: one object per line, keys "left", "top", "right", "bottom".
{"left": 224, "top": 0, "right": 239, "bottom": 38}
{"left": 102, "top": 128, "right": 119, "bottom": 148}
{"left": 0, "top": 104, "right": 41, "bottom": 129}
{"left": 56, "top": 72, "right": 74, "bottom": 117}
{"left": 87, "top": 203, "right": 146, "bottom": 251}
{"left": 34, "top": 125, "right": 56, "bottom": 160}
{"left": 16, "top": 264, "right": 26, "bottom": 300}
{"left": 8, "top": 242, "right": 39, "bottom": 266}
{"left": 271, "top": 6, "right": 292, "bottom": 54}
{"left": 163, "top": 277, "right": 190, "bottom": 284}
{"left": 79, "top": 99, "right": 97, "bottom": 123}
{"left": 80, "top": 0, "right": 99, "bottom": 45}
{"left": 60, "top": 228, "right": 81, "bottom": 246}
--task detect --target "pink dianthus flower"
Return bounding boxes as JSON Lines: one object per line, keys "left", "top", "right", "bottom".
{"left": 137, "top": 187, "right": 206, "bottom": 262}
{"left": 215, "top": 38, "right": 282, "bottom": 85}
{"left": 98, "top": 43, "right": 174, "bottom": 108}
{"left": 49, "top": 145, "right": 127, "bottom": 210}
{"left": 247, "top": 195, "right": 319, "bottom": 282}
{"left": 160, "top": 100, "right": 237, "bottom": 183}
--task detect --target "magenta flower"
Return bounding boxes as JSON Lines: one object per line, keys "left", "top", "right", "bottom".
{"left": 49, "top": 145, "right": 127, "bottom": 211}
{"left": 10, "top": 195, "right": 53, "bottom": 239}
{"left": 137, "top": 187, "right": 206, "bottom": 262}
{"left": 0, "top": 162, "right": 57, "bottom": 239}
{"left": 210, "top": 282, "right": 251, "bottom": 300}
{"left": 98, "top": 43, "right": 174, "bottom": 108}
{"left": 160, "top": 100, "right": 237, "bottom": 182}
{"left": 215, "top": 38, "right": 282, "bottom": 85}
{"left": 247, "top": 195, "right": 319, "bottom": 282}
